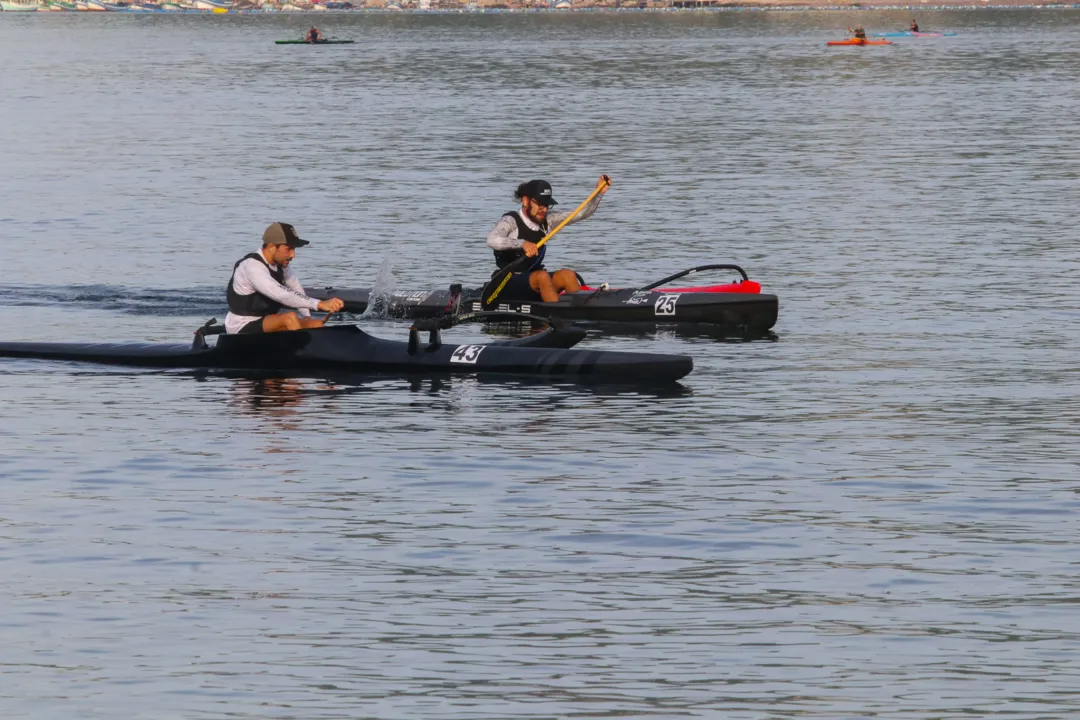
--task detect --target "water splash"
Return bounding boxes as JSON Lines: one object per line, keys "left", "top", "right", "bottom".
{"left": 361, "top": 255, "right": 398, "bottom": 319}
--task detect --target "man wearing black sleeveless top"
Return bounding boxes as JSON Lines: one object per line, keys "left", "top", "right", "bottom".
{"left": 486, "top": 175, "right": 611, "bottom": 303}
{"left": 225, "top": 222, "right": 344, "bottom": 335}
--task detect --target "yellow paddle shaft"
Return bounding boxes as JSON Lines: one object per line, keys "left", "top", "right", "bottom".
{"left": 533, "top": 181, "right": 607, "bottom": 252}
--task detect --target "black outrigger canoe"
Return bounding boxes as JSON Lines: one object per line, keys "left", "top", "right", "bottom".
{"left": 308, "top": 265, "right": 778, "bottom": 336}
{"left": 275, "top": 40, "right": 355, "bottom": 45}
{"left": 0, "top": 318, "right": 693, "bottom": 384}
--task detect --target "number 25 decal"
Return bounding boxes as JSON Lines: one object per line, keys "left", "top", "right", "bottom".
{"left": 450, "top": 345, "right": 485, "bottom": 364}
{"left": 654, "top": 294, "right": 679, "bottom": 316}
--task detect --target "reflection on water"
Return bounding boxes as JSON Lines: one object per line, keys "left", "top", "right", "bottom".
{"left": 583, "top": 324, "right": 781, "bottom": 343}
{"left": 232, "top": 377, "right": 315, "bottom": 416}
{"left": 225, "top": 376, "right": 378, "bottom": 438}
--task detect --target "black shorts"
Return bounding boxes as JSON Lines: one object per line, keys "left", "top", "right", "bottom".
{"left": 238, "top": 318, "right": 266, "bottom": 334}
{"left": 498, "top": 269, "right": 543, "bottom": 303}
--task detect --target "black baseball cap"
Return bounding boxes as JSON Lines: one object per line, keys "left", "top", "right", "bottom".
{"left": 520, "top": 179, "right": 558, "bottom": 207}
{"left": 262, "top": 222, "right": 310, "bottom": 248}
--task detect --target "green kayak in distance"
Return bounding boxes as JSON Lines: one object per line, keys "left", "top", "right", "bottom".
{"left": 275, "top": 39, "right": 355, "bottom": 45}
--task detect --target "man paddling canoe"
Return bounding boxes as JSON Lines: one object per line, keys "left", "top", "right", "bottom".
{"left": 910, "top": 19, "right": 919, "bottom": 32}
{"left": 486, "top": 175, "right": 611, "bottom": 303}
{"left": 225, "top": 222, "right": 344, "bottom": 335}
{"left": 848, "top": 25, "right": 867, "bottom": 40}
{"left": 306, "top": 26, "right": 324, "bottom": 43}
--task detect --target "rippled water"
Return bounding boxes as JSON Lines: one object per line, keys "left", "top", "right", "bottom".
{"left": 3, "top": 10, "right": 1080, "bottom": 719}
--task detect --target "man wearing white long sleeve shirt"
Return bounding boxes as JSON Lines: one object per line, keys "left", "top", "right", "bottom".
{"left": 224, "top": 222, "right": 344, "bottom": 335}
{"left": 486, "top": 175, "right": 610, "bottom": 303}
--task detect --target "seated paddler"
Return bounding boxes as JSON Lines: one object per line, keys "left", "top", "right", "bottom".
{"left": 225, "top": 222, "right": 344, "bottom": 335}
{"left": 486, "top": 174, "right": 611, "bottom": 303}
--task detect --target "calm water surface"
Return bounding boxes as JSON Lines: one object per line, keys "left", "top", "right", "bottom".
{"left": 2, "top": 10, "right": 1079, "bottom": 719}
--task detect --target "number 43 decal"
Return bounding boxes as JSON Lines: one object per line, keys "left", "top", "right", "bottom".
{"left": 450, "top": 345, "right": 485, "bottom": 364}
{"left": 654, "top": 294, "right": 680, "bottom": 316}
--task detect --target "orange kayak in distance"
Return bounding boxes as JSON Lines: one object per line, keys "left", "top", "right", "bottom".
{"left": 827, "top": 39, "right": 893, "bottom": 46}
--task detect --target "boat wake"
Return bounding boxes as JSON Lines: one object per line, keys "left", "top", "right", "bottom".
{"left": 0, "top": 284, "right": 224, "bottom": 317}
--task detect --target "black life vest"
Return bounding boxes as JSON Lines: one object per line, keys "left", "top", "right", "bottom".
{"left": 493, "top": 211, "right": 547, "bottom": 271}
{"left": 227, "top": 252, "right": 286, "bottom": 317}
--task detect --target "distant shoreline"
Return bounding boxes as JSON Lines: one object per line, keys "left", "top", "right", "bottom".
{"left": 387, "top": 3, "right": 1078, "bottom": 7}
{"left": 449, "top": 3, "right": 1078, "bottom": 8}
{"left": 4, "top": 2, "right": 1078, "bottom": 11}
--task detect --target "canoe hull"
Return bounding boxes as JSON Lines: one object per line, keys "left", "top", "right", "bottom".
{"left": 471, "top": 291, "right": 777, "bottom": 330}
{"left": 0, "top": 325, "right": 691, "bottom": 384}
{"left": 276, "top": 40, "right": 355, "bottom": 45}
{"left": 873, "top": 31, "right": 957, "bottom": 38}
{"left": 827, "top": 39, "right": 893, "bottom": 46}
{"left": 308, "top": 285, "right": 778, "bottom": 336}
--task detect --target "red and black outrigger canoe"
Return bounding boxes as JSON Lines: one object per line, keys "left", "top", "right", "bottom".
{"left": 308, "top": 265, "right": 778, "bottom": 337}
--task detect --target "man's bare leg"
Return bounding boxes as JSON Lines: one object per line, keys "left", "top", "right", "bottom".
{"left": 551, "top": 269, "right": 581, "bottom": 294}
{"left": 529, "top": 270, "right": 560, "bottom": 303}
{"left": 262, "top": 312, "right": 303, "bottom": 333}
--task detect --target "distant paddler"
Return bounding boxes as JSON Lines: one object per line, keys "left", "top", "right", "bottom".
{"left": 848, "top": 25, "right": 867, "bottom": 40}
{"left": 910, "top": 19, "right": 919, "bottom": 32}
{"left": 225, "top": 222, "right": 344, "bottom": 335}
{"left": 306, "top": 26, "right": 324, "bottom": 43}
{"left": 485, "top": 175, "right": 611, "bottom": 304}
